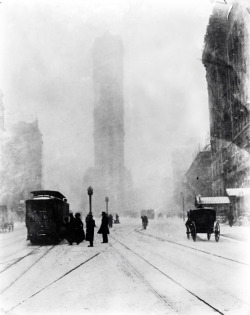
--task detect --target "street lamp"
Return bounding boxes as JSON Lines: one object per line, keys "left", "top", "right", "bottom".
{"left": 87, "top": 186, "right": 93, "bottom": 214}
{"left": 105, "top": 196, "right": 109, "bottom": 214}
{"left": 181, "top": 192, "right": 185, "bottom": 222}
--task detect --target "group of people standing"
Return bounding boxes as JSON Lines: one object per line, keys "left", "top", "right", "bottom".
{"left": 63, "top": 211, "right": 111, "bottom": 247}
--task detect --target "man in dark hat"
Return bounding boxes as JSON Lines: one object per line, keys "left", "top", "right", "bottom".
{"left": 97, "top": 212, "right": 110, "bottom": 243}
{"left": 86, "top": 213, "right": 96, "bottom": 247}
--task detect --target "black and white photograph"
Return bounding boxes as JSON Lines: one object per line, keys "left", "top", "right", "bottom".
{"left": 0, "top": 0, "right": 250, "bottom": 314}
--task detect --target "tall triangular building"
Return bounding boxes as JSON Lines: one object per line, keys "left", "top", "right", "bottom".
{"left": 83, "top": 33, "right": 134, "bottom": 215}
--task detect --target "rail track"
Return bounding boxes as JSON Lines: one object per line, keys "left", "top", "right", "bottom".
{"left": 7, "top": 251, "right": 101, "bottom": 313}
{"left": 136, "top": 229, "right": 250, "bottom": 266}
{"left": 110, "top": 233, "right": 226, "bottom": 314}
{"left": 2, "top": 224, "right": 249, "bottom": 315}
{"left": 0, "top": 246, "right": 42, "bottom": 274}
{"left": 0, "top": 245, "right": 56, "bottom": 295}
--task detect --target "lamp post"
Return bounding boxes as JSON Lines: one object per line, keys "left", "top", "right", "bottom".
{"left": 181, "top": 192, "right": 185, "bottom": 222}
{"left": 105, "top": 196, "right": 109, "bottom": 214}
{"left": 87, "top": 186, "right": 93, "bottom": 214}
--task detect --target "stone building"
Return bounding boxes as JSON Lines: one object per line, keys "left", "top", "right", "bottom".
{"left": 83, "top": 33, "right": 134, "bottom": 215}
{"left": 171, "top": 139, "right": 201, "bottom": 216}
{"left": 185, "top": 148, "right": 212, "bottom": 209}
{"left": 202, "top": 1, "right": 250, "bottom": 194}
{"left": 1, "top": 120, "right": 43, "bottom": 214}
{"left": 202, "top": 1, "right": 250, "bottom": 218}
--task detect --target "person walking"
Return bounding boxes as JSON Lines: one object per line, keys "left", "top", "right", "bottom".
{"left": 108, "top": 214, "right": 113, "bottom": 228}
{"left": 86, "top": 213, "right": 96, "bottom": 247}
{"left": 97, "top": 212, "right": 110, "bottom": 243}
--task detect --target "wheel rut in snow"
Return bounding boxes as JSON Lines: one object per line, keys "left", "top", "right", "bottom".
{"left": 137, "top": 230, "right": 250, "bottom": 266}
{"left": 110, "top": 234, "right": 225, "bottom": 315}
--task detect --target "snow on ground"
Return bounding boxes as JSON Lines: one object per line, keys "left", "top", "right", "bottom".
{"left": 0, "top": 218, "right": 250, "bottom": 315}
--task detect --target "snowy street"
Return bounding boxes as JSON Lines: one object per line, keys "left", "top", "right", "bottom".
{"left": 0, "top": 218, "right": 250, "bottom": 315}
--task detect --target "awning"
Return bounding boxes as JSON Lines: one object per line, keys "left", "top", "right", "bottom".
{"left": 226, "top": 188, "right": 250, "bottom": 197}
{"left": 196, "top": 196, "right": 230, "bottom": 204}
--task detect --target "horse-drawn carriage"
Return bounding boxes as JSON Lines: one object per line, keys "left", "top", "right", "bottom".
{"left": 185, "top": 207, "right": 220, "bottom": 242}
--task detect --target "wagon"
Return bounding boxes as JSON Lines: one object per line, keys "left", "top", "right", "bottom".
{"left": 185, "top": 207, "right": 220, "bottom": 242}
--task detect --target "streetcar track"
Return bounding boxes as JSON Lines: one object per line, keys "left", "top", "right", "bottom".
{"left": 110, "top": 234, "right": 225, "bottom": 315}
{"left": 0, "top": 233, "right": 24, "bottom": 242}
{"left": 4, "top": 227, "right": 129, "bottom": 312}
{"left": 0, "top": 236, "right": 27, "bottom": 249}
{"left": 0, "top": 246, "right": 42, "bottom": 274}
{"left": 108, "top": 241, "right": 179, "bottom": 312}
{"left": 0, "top": 245, "right": 56, "bottom": 295}
{"left": 137, "top": 230, "right": 250, "bottom": 266}
{"left": 7, "top": 251, "right": 102, "bottom": 313}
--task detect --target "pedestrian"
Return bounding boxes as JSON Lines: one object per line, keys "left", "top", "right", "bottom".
{"left": 86, "top": 213, "right": 96, "bottom": 247}
{"left": 63, "top": 216, "right": 70, "bottom": 242}
{"left": 74, "top": 213, "right": 85, "bottom": 245}
{"left": 108, "top": 214, "right": 113, "bottom": 228}
{"left": 67, "top": 213, "right": 76, "bottom": 245}
{"left": 97, "top": 212, "right": 110, "bottom": 243}
{"left": 114, "top": 213, "right": 120, "bottom": 224}
{"left": 141, "top": 215, "right": 148, "bottom": 229}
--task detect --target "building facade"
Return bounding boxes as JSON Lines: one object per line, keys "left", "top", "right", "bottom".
{"left": 1, "top": 120, "right": 43, "bottom": 214}
{"left": 185, "top": 148, "right": 212, "bottom": 209}
{"left": 202, "top": 1, "right": 250, "bottom": 218}
{"left": 83, "top": 33, "right": 134, "bottom": 215}
{"left": 202, "top": 1, "right": 250, "bottom": 195}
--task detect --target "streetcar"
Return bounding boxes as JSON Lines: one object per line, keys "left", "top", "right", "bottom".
{"left": 185, "top": 207, "right": 220, "bottom": 242}
{"left": 26, "top": 190, "right": 69, "bottom": 244}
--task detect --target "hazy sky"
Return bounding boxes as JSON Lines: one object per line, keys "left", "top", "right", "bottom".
{"left": 0, "top": 0, "right": 213, "bottom": 210}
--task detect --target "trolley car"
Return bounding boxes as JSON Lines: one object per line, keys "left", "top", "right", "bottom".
{"left": 26, "top": 190, "right": 69, "bottom": 244}
{"left": 185, "top": 207, "right": 220, "bottom": 242}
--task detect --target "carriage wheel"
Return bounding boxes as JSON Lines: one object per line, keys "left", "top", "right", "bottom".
{"left": 215, "top": 222, "right": 220, "bottom": 242}
{"left": 191, "top": 222, "right": 196, "bottom": 242}
{"left": 207, "top": 233, "right": 211, "bottom": 240}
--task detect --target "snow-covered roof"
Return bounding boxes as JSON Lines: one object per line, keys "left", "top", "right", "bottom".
{"left": 196, "top": 196, "right": 230, "bottom": 204}
{"left": 226, "top": 188, "right": 250, "bottom": 197}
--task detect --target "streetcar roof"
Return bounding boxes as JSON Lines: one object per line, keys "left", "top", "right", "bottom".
{"left": 30, "top": 190, "right": 66, "bottom": 200}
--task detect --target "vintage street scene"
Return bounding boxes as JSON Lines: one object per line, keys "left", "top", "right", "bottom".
{"left": 0, "top": 0, "right": 250, "bottom": 314}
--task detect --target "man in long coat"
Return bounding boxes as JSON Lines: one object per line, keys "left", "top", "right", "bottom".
{"left": 74, "top": 213, "right": 85, "bottom": 245}
{"left": 97, "top": 212, "right": 110, "bottom": 243}
{"left": 86, "top": 213, "right": 96, "bottom": 247}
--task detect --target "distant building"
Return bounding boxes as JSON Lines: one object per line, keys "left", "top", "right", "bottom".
{"left": 1, "top": 120, "right": 43, "bottom": 212}
{"left": 185, "top": 147, "right": 212, "bottom": 209}
{"left": 171, "top": 140, "right": 200, "bottom": 216}
{"left": 202, "top": 1, "right": 250, "bottom": 218}
{"left": 83, "top": 33, "right": 134, "bottom": 214}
